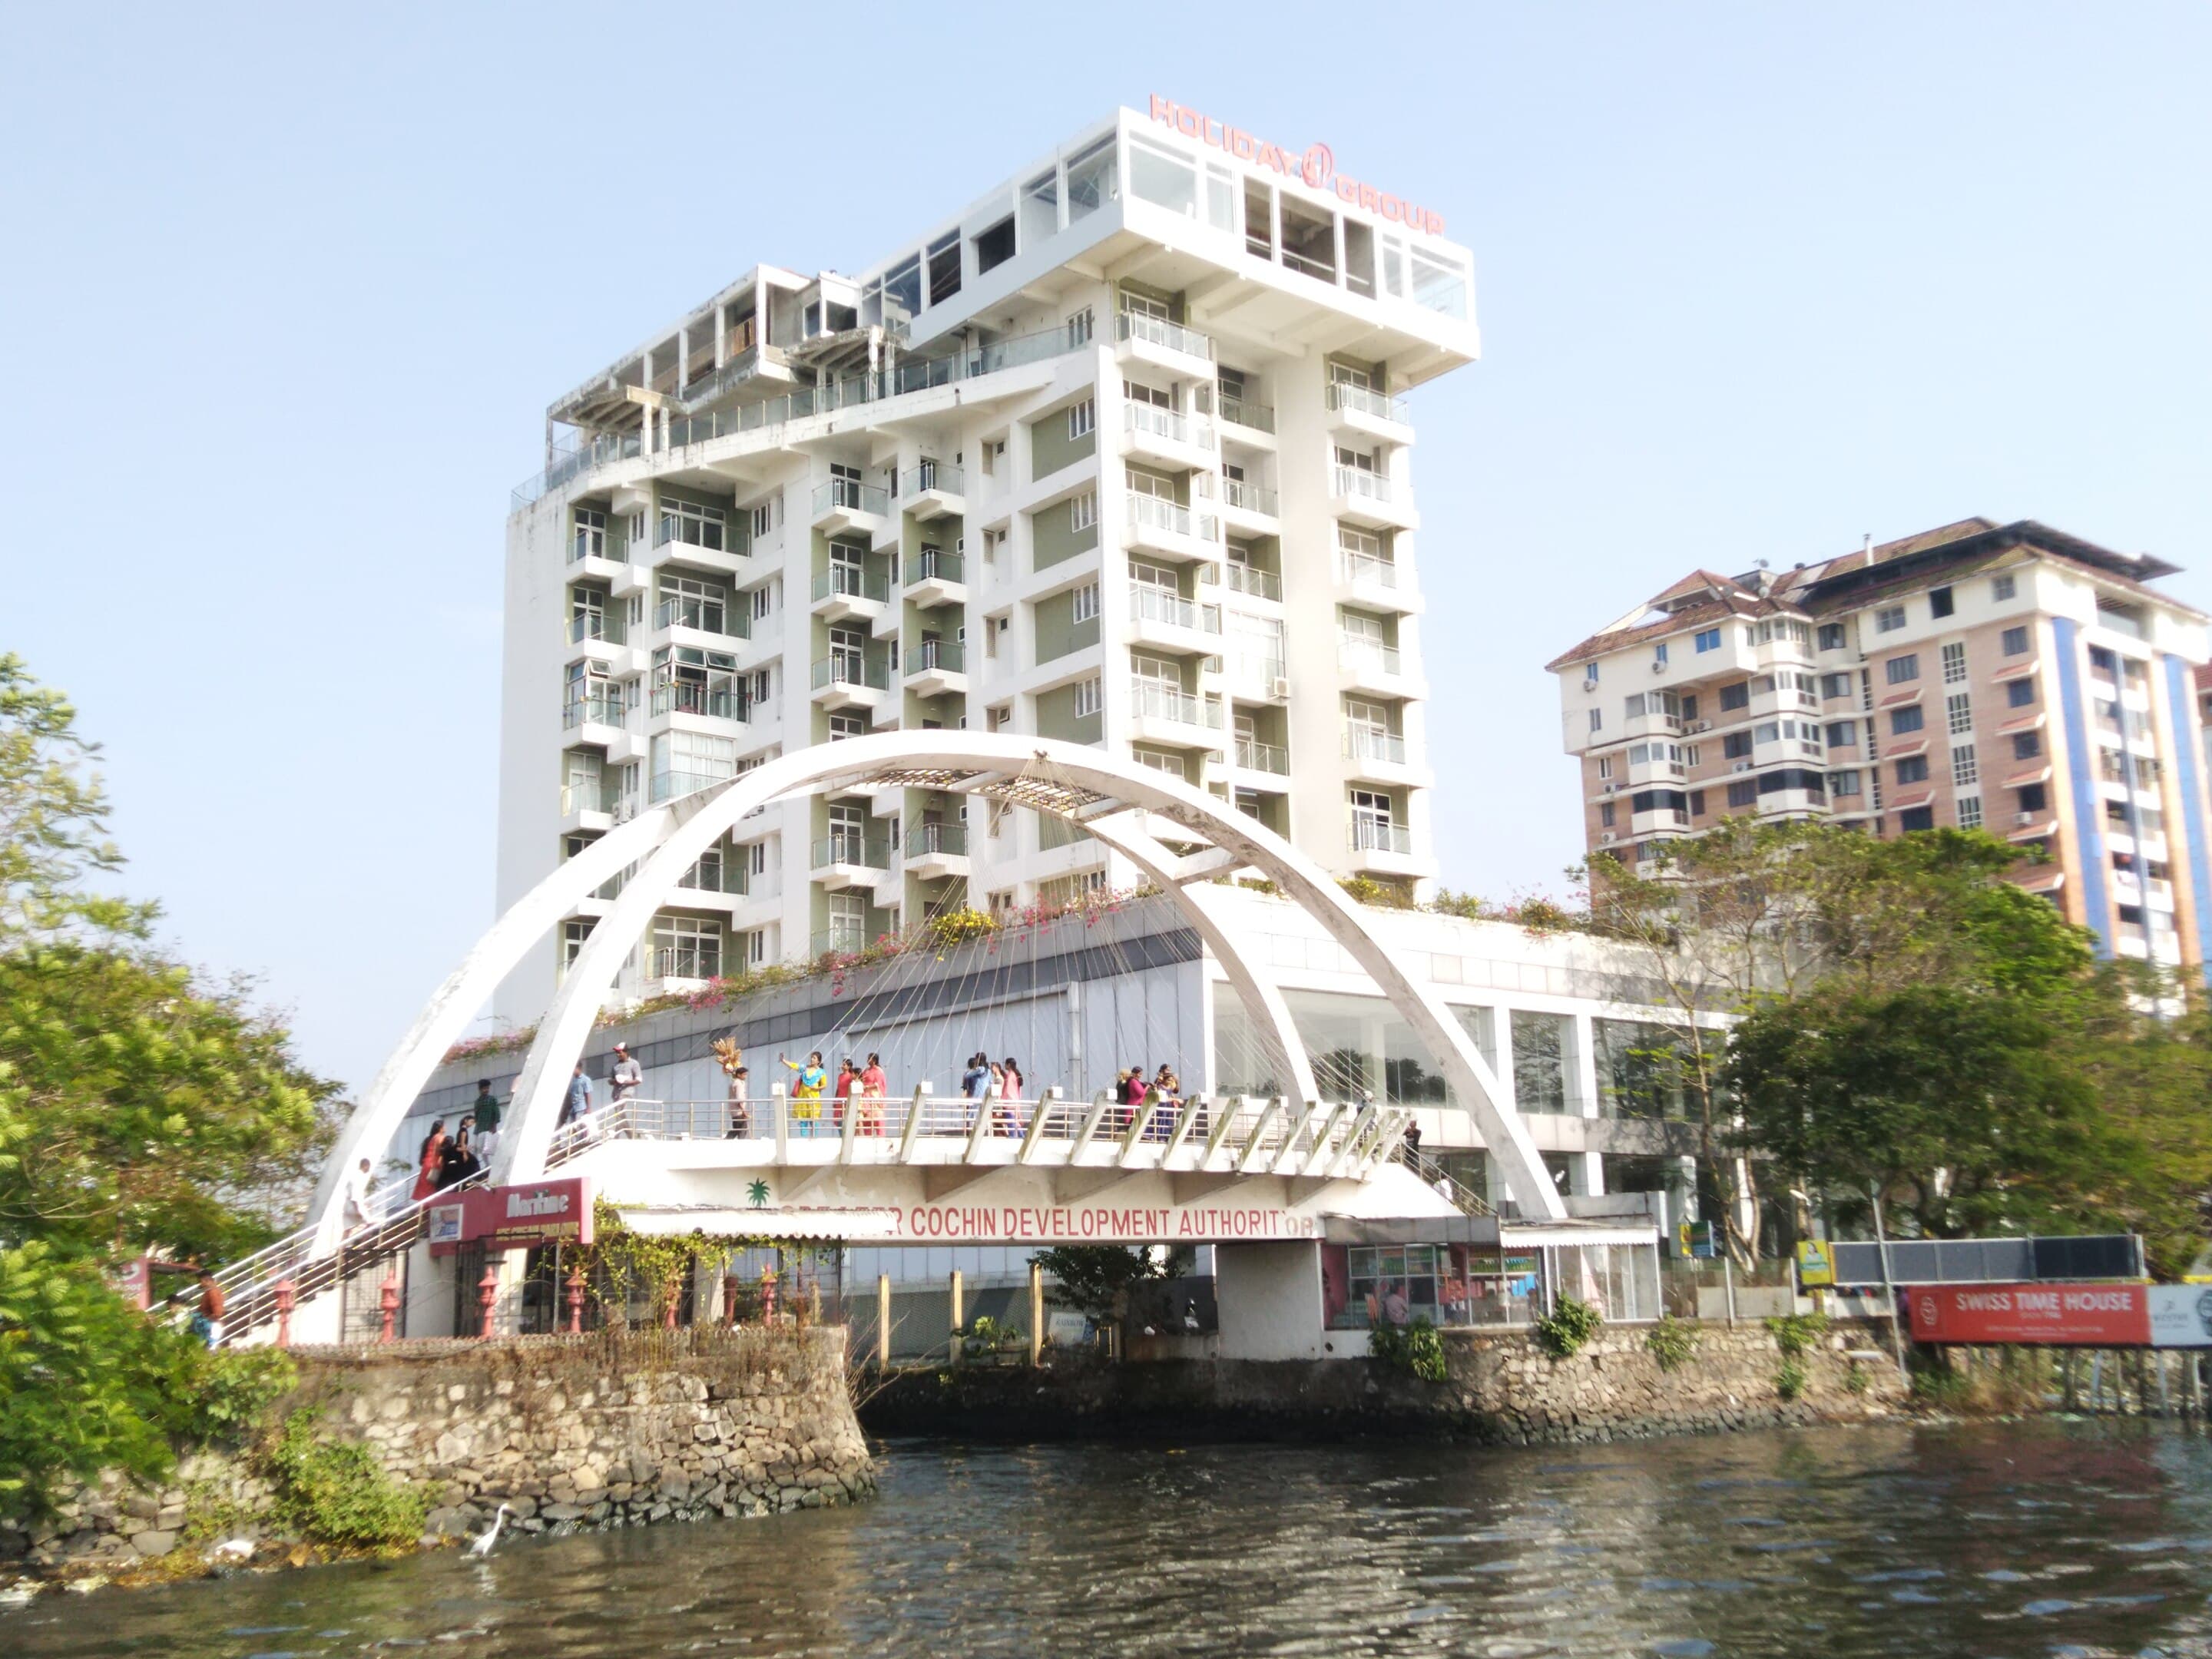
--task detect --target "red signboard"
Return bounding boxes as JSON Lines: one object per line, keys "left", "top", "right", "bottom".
{"left": 427, "top": 1178, "right": 593, "bottom": 1257}
{"left": 1905, "top": 1281, "right": 2150, "bottom": 1346}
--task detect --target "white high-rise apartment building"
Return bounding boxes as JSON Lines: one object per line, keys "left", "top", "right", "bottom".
{"left": 495, "top": 101, "right": 1477, "bottom": 1016}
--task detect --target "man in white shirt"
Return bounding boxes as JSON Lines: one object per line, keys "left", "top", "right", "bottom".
{"left": 609, "top": 1042, "right": 644, "bottom": 1136}
{"left": 342, "top": 1157, "right": 376, "bottom": 1230}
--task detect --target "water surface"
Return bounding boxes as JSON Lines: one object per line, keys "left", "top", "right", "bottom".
{"left": 10, "top": 1419, "right": 2212, "bottom": 1657}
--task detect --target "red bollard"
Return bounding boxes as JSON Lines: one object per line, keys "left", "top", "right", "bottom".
{"left": 722, "top": 1273, "right": 740, "bottom": 1328}
{"left": 478, "top": 1263, "right": 499, "bottom": 1339}
{"left": 760, "top": 1269, "right": 778, "bottom": 1324}
{"left": 274, "top": 1279, "right": 295, "bottom": 1349}
{"left": 379, "top": 1270, "right": 399, "bottom": 1343}
{"left": 565, "top": 1267, "right": 584, "bottom": 1335}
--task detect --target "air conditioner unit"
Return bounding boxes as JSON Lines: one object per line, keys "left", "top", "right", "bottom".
{"left": 1731, "top": 761, "right": 1754, "bottom": 774}
{"left": 1270, "top": 677, "right": 1292, "bottom": 700}
{"left": 1601, "top": 782, "right": 1619, "bottom": 794}
{"left": 1687, "top": 720, "right": 1711, "bottom": 733}
{"left": 1599, "top": 832, "right": 1618, "bottom": 845}
{"left": 1651, "top": 661, "right": 1667, "bottom": 674}
{"left": 2015, "top": 811, "right": 2038, "bottom": 826}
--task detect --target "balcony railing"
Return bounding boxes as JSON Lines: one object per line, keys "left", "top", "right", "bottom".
{"left": 649, "top": 769, "right": 733, "bottom": 804}
{"left": 1224, "top": 563, "right": 1282, "bottom": 602}
{"left": 1344, "top": 728, "right": 1409, "bottom": 766}
{"left": 1327, "top": 382, "right": 1411, "bottom": 425}
{"left": 907, "top": 639, "right": 965, "bottom": 677}
{"left": 1339, "top": 642, "right": 1404, "bottom": 677}
{"left": 1129, "top": 587, "right": 1221, "bottom": 634}
{"left": 1128, "top": 678, "right": 1221, "bottom": 729}
{"left": 1125, "top": 492, "right": 1214, "bottom": 542}
{"left": 813, "top": 478, "right": 891, "bottom": 519}
{"left": 811, "top": 656, "right": 892, "bottom": 692}
{"left": 810, "top": 834, "right": 890, "bottom": 871}
{"left": 810, "top": 927, "right": 869, "bottom": 958}
{"left": 1331, "top": 466, "right": 1395, "bottom": 505}
{"left": 905, "top": 546, "right": 965, "bottom": 587}
{"left": 1220, "top": 477, "right": 1278, "bottom": 516}
{"left": 812, "top": 564, "right": 890, "bottom": 605}
{"left": 569, "top": 531, "right": 611, "bottom": 565}
{"left": 654, "top": 513, "right": 730, "bottom": 553}
{"left": 906, "top": 823, "right": 969, "bottom": 859}
{"left": 560, "top": 780, "right": 613, "bottom": 816}
{"left": 1116, "top": 310, "right": 1215, "bottom": 361}
{"left": 1349, "top": 817, "right": 1412, "bottom": 855}
{"left": 647, "top": 947, "right": 721, "bottom": 983}
{"left": 649, "top": 681, "right": 740, "bottom": 720}
{"left": 561, "top": 692, "right": 621, "bottom": 730}
{"left": 1337, "top": 551, "right": 1400, "bottom": 589}
{"left": 567, "top": 612, "right": 611, "bottom": 644}
{"left": 1124, "top": 402, "right": 1212, "bottom": 449}
{"left": 900, "top": 460, "right": 962, "bottom": 497}
{"left": 1217, "top": 393, "right": 1275, "bottom": 434}
{"left": 654, "top": 596, "right": 743, "bottom": 637}
{"left": 1233, "top": 738, "right": 1289, "bottom": 774}
{"left": 675, "top": 856, "right": 747, "bottom": 895}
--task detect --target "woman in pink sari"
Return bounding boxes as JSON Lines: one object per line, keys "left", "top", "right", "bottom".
{"left": 410, "top": 1119, "right": 448, "bottom": 1203}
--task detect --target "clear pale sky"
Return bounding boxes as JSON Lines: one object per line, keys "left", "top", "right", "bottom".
{"left": 4, "top": 5, "right": 2206, "bottom": 1094}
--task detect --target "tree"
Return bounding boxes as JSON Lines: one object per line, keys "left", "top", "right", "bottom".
{"left": 1031, "top": 1245, "right": 1180, "bottom": 1346}
{"left": 0, "top": 653, "right": 145, "bottom": 944}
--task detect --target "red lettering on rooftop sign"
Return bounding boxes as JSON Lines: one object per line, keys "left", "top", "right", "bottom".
{"left": 895, "top": 1203, "right": 1320, "bottom": 1243}
{"left": 1906, "top": 1280, "right": 2149, "bottom": 1346}
{"left": 1147, "top": 95, "right": 1445, "bottom": 239}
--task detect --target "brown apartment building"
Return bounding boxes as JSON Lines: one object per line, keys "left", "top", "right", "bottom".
{"left": 1548, "top": 518, "right": 2212, "bottom": 969}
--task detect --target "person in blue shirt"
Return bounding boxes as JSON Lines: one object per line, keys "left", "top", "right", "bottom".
{"left": 960, "top": 1051, "right": 992, "bottom": 1127}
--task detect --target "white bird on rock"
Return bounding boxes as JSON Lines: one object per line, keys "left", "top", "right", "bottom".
{"left": 212, "top": 1538, "right": 254, "bottom": 1562}
{"left": 469, "top": 1504, "right": 514, "bottom": 1558}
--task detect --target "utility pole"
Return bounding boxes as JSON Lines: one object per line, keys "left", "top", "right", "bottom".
{"left": 1869, "top": 1183, "right": 1909, "bottom": 1382}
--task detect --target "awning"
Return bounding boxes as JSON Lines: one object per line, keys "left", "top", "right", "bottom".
{"left": 1997, "top": 711, "right": 2048, "bottom": 734}
{"left": 1992, "top": 659, "right": 2040, "bottom": 683}
{"left": 2003, "top": 765, "right": 2053, "bottom": 788}
{"left": 1879, "top": 687, "right": 1925, "bottom": 707}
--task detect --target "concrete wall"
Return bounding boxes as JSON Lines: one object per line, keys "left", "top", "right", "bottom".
{"left": 1216, "top": 1242, "right": 1329, "bottom": 1360}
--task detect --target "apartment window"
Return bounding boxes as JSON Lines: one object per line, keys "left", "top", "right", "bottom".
{"left": 1071, "top": 581, "right": 1101, "bottom": 624}
{"left": 1588, "top": 708, "right": 1603, "bottom": 733}
{"left": 1066, "top": 306, "right": 1094, "bottom": 346}
{"left": 1885, "top": 655, "right": 1919, "bottom": 685}
{"left": 1682, "top": 745, "right": 1700, "bottom": 767}
{"left": 827, "top": 713, "right": 867, "bottom": 740}
{"left": 1687, "top": 790, "right": 1706, "bottom": 816}
{"left": 1945, "top": 692, "right": 1972, "bottom": 734}
{"left": 1890, "top": 705, "right": 1924, "bottom": 736}
{"left": 1726, "top": 780, "right": 1757, "bottom": 809}
{"left": 1952, "top": 744, "right": 1979, "bottom": 786}
{"left": 2006, "top": 678, "right": 2036, "bottom": 708}
{"left": 1826, "top": 721, "right": 1856, "bottom": 748}
{"left": 1929, "top": 587, "right": 1955, "bottom": 620}
{"left": 1599, "top": 802, "right": 1617, "bottom": 828}
{"left": 1068, "top": 398, "right": 1095, "bottom": 439}
{"left": 1940, "top": 641, "right": 1967, "bottom": 684}
{"left": 1957, "top": 795, "right": 1983, "bottom": 830}
{"left": 1899, "top": 806, "right": 1936, "bottom": 833}
{"left": 1073, "top": 677, "right": 1102, "bottom": 719}
{"left": 626, "top": 510, "right": 646, "bottom": 548}
{"left": 1596, "top": 755, "right": 1613, "bottom": 780}
{"left": 1817, "top": 622, "right": 1846, "bottom": 651}
{"left": 1895, "top": 755, "right": 1929, "bottom": 784}
{"left": 1992, "top": 574, "right": 2017, "bottom": 602}
{"left": 1719, "top": 680, "right": 1750, "bottom": 712}
{"left": 561, "top": 919, "right": 593, "bottom": 972}
{"left": 1070, "top": 491, "right": 1098, "bottom": 533}
{"left": 1694, "top": 628, "right": 1721, "bottom": 653}
{"left": 1876, "top": 606, "right": 1906, "bottom": 634}
{"left": 1819, "top": 672, "right": 1850, "bottom": 699}
{"left": 750, "top": 500, "right": 778, "bottom": 539}
{"left": 573, "top": 508, "right": 606, "bottom": 562}
{"left": 1584, "top": 661, "right": 1600, "bottom": 686}
{"left": 2002, "top": 625, "right": 2030, "bottom": 656}
{"left": 2012, "top": 731, "right": 2043, "bottom": 760}
{"left": 1723, "top": 731, "right": 1752, "bottom": 760}
{"left": 1830, "top": 770, "right": 1862, "bottom": 797}
{"left": 750, "top": 583, "right": 776, "bottom": 624}
{"left": 651, "top": 914, "right": 721, "bottom": 982}
{"left": 2018, "top": 783, "right": 2048, "bottom": 815}
{"left": 927, "top": 230, "right": 962, "bottom": 306}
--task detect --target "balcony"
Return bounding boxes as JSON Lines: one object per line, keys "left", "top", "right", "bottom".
{"left": 1330, "top": 465, "right": 1417, "bottom": 531}
{"left": 904, "top": 638, "right": 968, "bottom": 699}
{"left": 1335, "top": 550, "right": 1418, "bottom": 614}
{"left": 1128, "top": 586, "right": 1222, "bottom": 652}
{"left": 1229, "top": 653, "right": 1289, "bottom": 701}
{"left": 558, "top": 780, "right": 614, "bottom": 827}
{"left": 561, "top": 690, "right": 624, "bottom": 738}
{"left": 903, "top": 822, "right": 970, "bottom": 882}
{"left": 1124, "top": 491, "right": 1219, "bottom": 564}
{"left": 1222, "top": 563, "right": 1283, "bottom": 604}
{"left": 810, "top": 564, "right": 891, "bottom": 625}
{"left": 1339, "top": 641, "right": 1420, "bottom": 698}
{"left": 1347, "top": 816, "right": 1430, "bottom": 878}
{"left": 1128, "top": 678, "right": 1225, "bottom": 748}
{"left": 810, "top": 654, "right": 892, "bottom": 712}
{"left": 899, "top": 461, "right": 965, "bottom": 522}
{"left": 811, "top": 478, "right": 892, "bottom": 541}
{"left": 810, "top": 833, "right": 891, "bottom": 892}
{"left": 1122, "top": 402, "right": 1215, "bottom": 469}
{"left": 652, "top": 596, "right": 747, "bottom": 643}
{"left": 1217, "top": 475, "right": 1280, "bottom": 535}
{"left": 1231, "top": 737, "right": 1290, "bottom": 777}
{"left": 1114, "top": 310, "right": 1215, "bottom": 376}
{"left": 1216, "top": 392, "right": 1276, "bottom": 442}
{"left": 1343, "top": 727, "right": 1426, "bottom": 785}
{"left": 647, "top": 681, "right": 742, "bottom": 724}
{"left": 902, "top": 546, "right": 966, "bottom": 609}
{"left": 648, "top": 515, "right": 744, "bottom": 580}
{"left": 644, "top": 946, "right": 720, "bottom": 988}
{"left": 1326, "top": 381, "right": 1413, "bottom": 444}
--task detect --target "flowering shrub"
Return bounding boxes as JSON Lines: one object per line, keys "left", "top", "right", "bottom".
{"left": 439, "top": 1026, "right": 537, "bottom": 1065}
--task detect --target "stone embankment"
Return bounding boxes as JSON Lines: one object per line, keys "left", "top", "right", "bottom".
{"left": 2, "top": 1326, "right": 873, "bottom": 1587}
{"left": 865, "top": 1320, "right": 1906, "bottom": 1442}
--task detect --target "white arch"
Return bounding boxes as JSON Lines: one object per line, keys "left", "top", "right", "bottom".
{"left": 482, "top": 733, "right": 1565, "bottom": 1220}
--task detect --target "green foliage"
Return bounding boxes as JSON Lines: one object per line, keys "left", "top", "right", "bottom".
{"left": 1031, "top": 1245, "right": 1180, "bottom": 1326}
{"left": 0, "top": 653, "right": 145, "bottom": 943}
{"left": 1843, "top": 1361, "right": 1872, "bottom": 1396}
{"left": 1644, "top": 1315, "right": 1700, "bottom": 1373}
{"left": 1369, "top": 1316, "right": 1448, "bottom": 1382}
{"left": 1337, "top": 875, "right": 1411, "bottom": 909}
{"left": 262, "top": 1411, "right": 426, "bottom": 1549}
{"left": 1764, "top": 1312, "right": 1830, "bottom": 1359}
{"left": 1535, "top": 1295, "right": 1603, "bottom": 1359}
{"left": 184, "top": 1347, "right": 298, "bottom": 1447}
{"left": 1776, "top": 1359, "right": 1809, "bottom": 1401}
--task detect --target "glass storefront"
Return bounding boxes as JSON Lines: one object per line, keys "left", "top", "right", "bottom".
{"left": 1324, "top": 1239, "right": 1664, "bottom": 1330}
